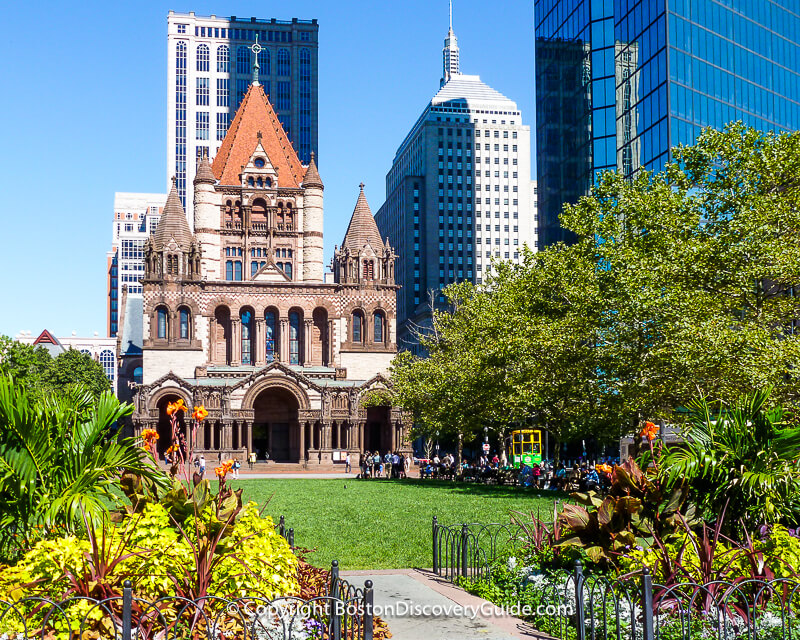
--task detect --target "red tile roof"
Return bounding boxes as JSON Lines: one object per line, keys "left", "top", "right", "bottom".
{"left": 212, "top": 83, "right": 304, "bottom": 188}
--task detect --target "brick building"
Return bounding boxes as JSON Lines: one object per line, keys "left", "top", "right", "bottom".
{"left": 128, "top": 78, "right": 409, "bottom": 465}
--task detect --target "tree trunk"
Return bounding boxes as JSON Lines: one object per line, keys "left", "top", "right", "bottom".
{"left": 552, "top": 431, "right": 561, "bottom": 467}
{"left": 456, "top": 431, "right": 463, "bottom": 470}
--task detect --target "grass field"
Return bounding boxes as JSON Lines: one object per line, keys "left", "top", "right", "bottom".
{"left": 227, "top": 478, "right": 563, "bottom": 570}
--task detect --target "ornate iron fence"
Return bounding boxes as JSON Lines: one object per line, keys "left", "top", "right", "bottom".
{"left": 0, "top": 573, "right": 375, "bottom": 639}
{"left": 432, "top": 516, "right": 800, "bottom": 640}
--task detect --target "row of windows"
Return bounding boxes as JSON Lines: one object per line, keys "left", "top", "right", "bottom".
{"left": 226, "top": 260, "right": 293, "bottom": 281}
{"left": 155, "top": 306, "right": 192, "bottom": 341}
{"left": 186, "top": 26, "right": 309, "bottom": 43}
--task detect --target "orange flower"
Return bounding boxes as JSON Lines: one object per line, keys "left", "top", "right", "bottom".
{"left": 166, "top": 399, "right": 187, "bottom": 416}
{"left": 192, "top": 405, "right": 209, "bottom": 421}
{"left": 166, "top": 443, "right": 179, "bottom": 455}
{"left": 639, "top": 421, "right": 659, "bottom": 441}
{"left": 214, "top": 466, "right": 225, "bottom": 478}
{"left": 223, "top": 459, "right": 234, "bottom": 472}
{"left": 597, "top": 463, "right": 613, "bottom": 474}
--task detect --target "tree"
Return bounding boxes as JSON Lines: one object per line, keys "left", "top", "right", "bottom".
{"left": 0, "top": 335, "right": 111, "bottom": 398}
{"left": 561, "top": 123, "right": 800, "bottom": 425}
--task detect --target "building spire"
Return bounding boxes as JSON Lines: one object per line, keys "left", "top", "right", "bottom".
{"left": 250, "top": 35, "right": 263, "bottom": 86}
{"left": 442, "top": 0, "right": 460, "bottom": 87}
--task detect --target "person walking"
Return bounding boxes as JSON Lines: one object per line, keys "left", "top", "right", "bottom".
{"left": 384, "top": 451, "right": 392, "bottom": 479}
{"left": 345, "top": 452, "right": 351, "bottom": 473}
{"left": 199, "top": 455, "right": 206, "bottom": 477}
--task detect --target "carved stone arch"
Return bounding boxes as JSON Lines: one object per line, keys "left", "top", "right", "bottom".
{"left": 147, "top": 385, "right": 193, "bottom": 412}
{"left": 175, "top": 296, "right": 201, "bottom": 316}
{"left": 205, "top": 296, "right": 237, "bottom": 314}
{"left": 241, "top": 375, "right": 311, "bottom": 411}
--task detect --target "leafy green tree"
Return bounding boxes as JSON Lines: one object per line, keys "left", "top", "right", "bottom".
{"left": 562, "top": 123, "right": 800, "bottom": 426}
{"left": 0, "top": 335, "right": 110, "bottom": 398}
{"left": 44, "top": 348, "right": 111, "bottom": 398}
{"left": 0, "top": 376, "right": 166, "bottom": 561}
{"left": 660, "top": 388, "right": 800, "bottom": 533}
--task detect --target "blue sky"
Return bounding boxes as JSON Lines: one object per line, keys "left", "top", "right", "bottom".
{"left": 0, "top": 0, "right": 535, "bottom": 338}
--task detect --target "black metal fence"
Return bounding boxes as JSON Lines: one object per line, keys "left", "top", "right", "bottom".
{"left": 433, "top": 517, "right": 800, "bottom": 640}
{"left": 0, "top": 570, "right": 375, "bottom": 639}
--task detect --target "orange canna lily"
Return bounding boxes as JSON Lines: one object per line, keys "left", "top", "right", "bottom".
{"left": 639, "top": 421, "right": 659, "bottom": 441}
{"left": 214, "top": 466, "right": 225, "bottom": 478}
{"left": 166, "top": 399, "right": 187, "bottom": 416}
{"left": 192, "top": 405, "right": 209, "bottom": 421}
{"left": 166, "top": 443, "right": 179, "bottom": 455}
{"left": 141, "top": 428, "right": 159, "bottom": 449}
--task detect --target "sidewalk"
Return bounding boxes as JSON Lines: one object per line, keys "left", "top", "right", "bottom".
{"left": 341, "top": 568, "right": 544, "bottom": 640}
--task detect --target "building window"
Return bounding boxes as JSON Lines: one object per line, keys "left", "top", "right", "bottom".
{"left": 257, "top": 48, "right": 270, "bottom": 75}
{"left": 362, "top": 259, "right": 374, "bottom": 280}
{"left": 217, "top": 45, "right": 229, "bottom": 73}
{"left": 241, "top": 309, "right": 253, "bottom": 365}
{"left": 167, "top": 254, "right": 179, "bottom": 275}
{"left": 100, "top": 349, "right": 115, "bottom": 384}
{"left": 196, "top": 112, "right": 209, "bottom": 140}
{"left": 175, "top": 41, "right": 187, "bottom": 206}
{"left": 265, "top": 310, "right": 277, "bottom": 362}
{"left": 196, "top": 77, "right": 209, "bottom": 105}
{"left": 179, "top": 307, "right": 190, "bottom": 339}
{"left": 216, "top": 78, "right": 229, "bottom": 107}
{"left": 177, "top": 24, "right": 186, "bottom": 34}
{"left": 373, "top": 312, "right": 384, "bottom": 343}
{"left": 216, "top": 112, "right": 229, "bottom": 141}
{"left": 277, "top": 48, "right": 290, "bottom": 76}
{"left": 277, "top": 81, "right": 290, "bottom": 111}
{"left": 352, "top": 311, "right": 363, "bottom": 343}
{"left": 237, "top": 46, "right": 249, "bottom": 74}
{"left": 197, "top": 44, "right": 209, "bottom": 72}
{"left": 289, "top": 311, "right": 301, "bottom": 364}
{"left": 157, "top": 307, "right": 168, "bottom": 339}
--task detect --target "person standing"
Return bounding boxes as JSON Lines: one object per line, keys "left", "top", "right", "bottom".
{"left": 345, "top": 453, "right": 351, "bottom": 473}
{"left": 199, "top": 455, "right": 206, "bottom": 477}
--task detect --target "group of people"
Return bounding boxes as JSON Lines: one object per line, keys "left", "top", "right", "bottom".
{"left": 189, "top": 454, "right": 243, "bottom": 479}
{"left": 357, "top": 451, "right": 411, "bottom": 479}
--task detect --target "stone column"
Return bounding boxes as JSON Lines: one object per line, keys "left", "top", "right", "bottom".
{"left": 327, "top": 319, "right": 334, "bottom": 366}
{"left": 223, "top": 421, "right": 233, "bottom": 450}
{"left": 255, "top": 318, "right": 265, "bottom": 366}
{"left": 280, "top": 318, "right": 290, "bottom": 363}
{"left": 298, "top": 422, "right": 305, "bottom": 463}
{"left": 303, "top": 319, "right": 313, "bottom": 366}
{"left": 336, "top": 422, "right": 341, "bottom": 450}
{"left": 209, "top": 316, "right": 217, "bottom": 363}
{"left": 231, "top": 319, "right": 241, "bottom": 366}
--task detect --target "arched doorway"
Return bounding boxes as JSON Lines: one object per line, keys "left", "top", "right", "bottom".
{"left": 252, "top": 387, "right": 300, "bottom": 462}
{"left": 155, "top": 394, "right": 188, "bottom": 458}
{"left": 365, "top": 406, "right": 391, "bottom": 454}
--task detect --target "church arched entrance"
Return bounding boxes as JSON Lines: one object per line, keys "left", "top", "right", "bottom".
{"left": 155, "top": 394, "right": 187, "bottom": 458}
{"left": 365, "top": 406, "right": 392, "bottom": 455}
{"left": 252, "top": 387, "right": 300, "bottom": 462}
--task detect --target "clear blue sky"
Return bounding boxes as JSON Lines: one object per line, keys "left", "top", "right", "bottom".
{"left": 0, "top": 0, "right": 535, "bottom": 338}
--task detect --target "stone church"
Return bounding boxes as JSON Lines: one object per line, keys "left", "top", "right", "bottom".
{"left": 127, "top": 79, "right": 410, "bottom": 465}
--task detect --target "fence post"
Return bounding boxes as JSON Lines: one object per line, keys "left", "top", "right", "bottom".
{"left": 330, "top": 559, "right": 340, "bottom": 598}
{"left": 331, "top": 560, "right": 342, "bottom": 640}
{"left": 279, "top": 515, "right": 286, "bottom": 538}
{"left": 574, "top": 561, "right": 585, "bottom": 640}
{"left": 364, "top": 579, "right": 374, "bottom": 640}
{"left": 122, "top": 579, "right": 132, "bottom": 640}
{"left": 642, "top": 567, "right": 654, "bottom": 640}
{"left": 461, "top": 523, "right": 469, "bottom": 580}
{"left": 432, "top": 516, "right": 439, "bottom": 574}
{"left": 288, "top": 527, "right": 295, "bottom": 549}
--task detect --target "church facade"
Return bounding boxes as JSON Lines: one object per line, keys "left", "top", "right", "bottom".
{"left": 129, "top": 80, "right": 410, "bottom": 464}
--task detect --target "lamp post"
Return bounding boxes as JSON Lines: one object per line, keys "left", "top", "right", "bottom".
{"left": 435, "top": 430, "right": 440, "bottom": 459}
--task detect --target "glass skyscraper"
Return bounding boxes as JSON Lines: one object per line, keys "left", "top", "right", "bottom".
{"left": 534, "top": 0, "right": 800, "bottom": 247}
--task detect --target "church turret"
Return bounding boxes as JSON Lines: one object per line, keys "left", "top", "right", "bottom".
{"left": 146, "top": 177, "right": 201, "bottom": 282}
{"left": 333, "top": 184, "right": 395, "bottom": 285}
{"left": 302, "top": 152, "right": 324, "bottom": 282}
{"left": 193, "top": 150, "right": 221, "bottom": 279}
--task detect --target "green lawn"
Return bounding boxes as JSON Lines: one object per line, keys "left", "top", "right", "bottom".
{"left": 228, "top": 478, "right": 563, "bottom": 570}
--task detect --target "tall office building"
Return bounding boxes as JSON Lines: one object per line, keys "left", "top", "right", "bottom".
{"left": 167, "top": 11, "right": 319, "bottom": 220}
{"left": 106, "top": 193, "right": 166, "bottom": 337}
{"left": 535, "top": 0, "right": 800, "bottom": 247}
{"left": 376, "top": 10, "right": 535, "bottom": 353}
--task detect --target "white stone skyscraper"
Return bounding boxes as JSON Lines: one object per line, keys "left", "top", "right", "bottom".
{"left": 166, "top": 11, "right": 319, "bottom": 221}
{"left": 376, "top": 8, "right": 536, "bottom": 353}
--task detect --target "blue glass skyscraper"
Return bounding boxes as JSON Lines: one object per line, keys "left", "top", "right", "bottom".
{"left": 534, "top": 0, "right": 800, "bottom": 247}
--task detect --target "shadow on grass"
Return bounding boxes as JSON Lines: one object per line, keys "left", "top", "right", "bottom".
{"left": 364, "top": 477, "right": 570, "bottom": 500}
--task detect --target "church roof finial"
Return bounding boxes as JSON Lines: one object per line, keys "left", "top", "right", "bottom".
{"left": 250, "top": 35, "right": 263, "bottom": 86}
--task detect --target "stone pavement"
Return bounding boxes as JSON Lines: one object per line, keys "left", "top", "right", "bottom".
{"left": 341, "top": 568, "right": 544, "bottom": 640}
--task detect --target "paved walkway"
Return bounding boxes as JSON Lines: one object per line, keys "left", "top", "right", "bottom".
{"left": 341, "top": 569, "right": 544, "bottom": 640}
